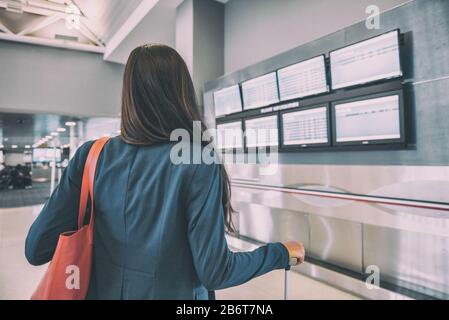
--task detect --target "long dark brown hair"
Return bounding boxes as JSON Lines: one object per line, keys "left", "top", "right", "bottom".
{"left": 120, "top": 44, "right": 235, "bottom": 233}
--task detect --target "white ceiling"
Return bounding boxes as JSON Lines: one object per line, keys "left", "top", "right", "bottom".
{"left": 105, "top": 0, "right": 183, "bottom": 64}
{"left": 73, "top": 0, "right": 142, "bottom": 43}
{"left": 0, "top": 0, "right": 144, "bottom": 52}
{"left": 0, "top": 0, "right": 225, "bottom": 62}
{"left": 0, "top": 0, "right": 188, "bottom": 61}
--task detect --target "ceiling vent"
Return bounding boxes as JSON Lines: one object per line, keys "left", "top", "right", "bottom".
{"left": 6, "top": 0, "right": 24, "bottom": 14}
{"left": 55, "top": 34, "right": 79, "bottom": 42}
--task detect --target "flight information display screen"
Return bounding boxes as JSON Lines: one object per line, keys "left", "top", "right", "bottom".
{"left": 245, "top": 115, "right": 279, "bottom": 148}
{"left": 32, "top": 148, "right": 61, "bottom": 162}
{"left": 278, "top": 55, "right": 328, "bottom": 101}
{"left": 242, "top": 72, "right": 279, "bottom": 110}
{"left": 330, "top": 30, "right": 402, "bottom": 90}
{"left": 334, "top": 94, "right": 401, "bottom": 143}
{"left": 282, "top": 106, "right": 328, "bottom": 146}
{"left": 216, "top": 121, "right": 243, "bottom": 149}
{"left": 213, "top": 85, "right": 242, "bottom": 117}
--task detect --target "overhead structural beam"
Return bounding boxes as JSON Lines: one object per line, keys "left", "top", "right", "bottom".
{"left": 0, "top": 0, "right": 105, "bottom": 49}
{"left": 104, "top": 0, "right": 161, "bottom": 60}
{"left": 65, "top": 0, "right": 85, "bottom": 16}
{"left": 28, "top": 0, "right": 69, "bottom": 13}
{"left": 0, "top": 0, "right": 82, "bottom": 17}
{"left": 65, "top": 0, "right": 104, "bottom": 47}
{"left": 0, "top": 20, "right": 13, "bottom": 34}
{"left": 78, "top": 21, "right": 105, "bottom": 47}
{"left": 17, "top": 13, "right": 64, "bottom": 36}
{"left": 0, "top": 32, "right": 105, "bottom": 53}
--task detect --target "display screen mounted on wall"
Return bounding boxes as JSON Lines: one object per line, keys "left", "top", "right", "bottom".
{"left": 242, "top": 72, "right": 279, "bottom": 110}
{"left": 213, "top": 85, "right": 242, "bottom": 117}
{"left": 281, "top": 105, "right": 329, "bottom": 147}
{"left": 244, "top": 114, "right": 279, "bottom": 148}
{"left": 330, "top": 30, "right": 402, "bottom": 90}
{"left": 216, "top": 121, "right": 243, "bottom": 149}
{"left": 333, "top": 92, "right": 403, "bottom": 145}
{"left": 278, "top": 55, "right": 328, "bottom": 101}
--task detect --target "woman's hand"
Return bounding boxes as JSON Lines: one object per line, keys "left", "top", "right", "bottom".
{"left": 282, "top": 241, "right": 305, "bottom": 266}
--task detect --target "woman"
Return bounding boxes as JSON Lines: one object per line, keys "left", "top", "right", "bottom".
{"left": 25, "top": 44, "right": 305, "bottom": 299}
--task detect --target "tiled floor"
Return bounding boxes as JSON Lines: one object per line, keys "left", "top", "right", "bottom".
{"left": 0, "top": 205, "right": 359, "bottom": 300}
{"left": 216, "top": 269, "right": 359, "bottom": 300}
{"left": 0, "top": 205, "right": 48, "bottom": 299}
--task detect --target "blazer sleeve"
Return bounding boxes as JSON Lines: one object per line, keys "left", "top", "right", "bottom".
{"left": 185, "top": 162, "right": 289, "bottom": 290}
{"left": 25, "top": 141, "right": 94, "bottom": 266}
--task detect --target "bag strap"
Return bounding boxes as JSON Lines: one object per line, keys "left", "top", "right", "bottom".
{"left": 77, "top": 137, "right": 110, "bottom": 229}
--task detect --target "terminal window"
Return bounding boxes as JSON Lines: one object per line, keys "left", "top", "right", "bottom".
{"left": 282, "top": 107, "right": 328, "bottom": 146}
{"left": 242, "top": 72, "right": 279, "bottom": 110}
{"left": 334, "top": 95, "right": 401, "bottom": 143}
{"left": 278, "top": 55, "right": 328, "bottom": 101}
{"left": 216, "top": 121, "right": 243, "bottom": 149}
{"left": 330, "top": 30, "right": 402, "bottom": 90}
{"left": 213, "top": 85, "right": 242, "bottom": 117}
{"left": 245, "top": 115, "right": 279, "bottom": 148}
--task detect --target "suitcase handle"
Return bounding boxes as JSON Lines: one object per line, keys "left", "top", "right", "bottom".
{"left": 289, "top": 257, "right": 298, "bottom": 266}
{"left": 284, "top": 257, "right": 299, "bottom": 300}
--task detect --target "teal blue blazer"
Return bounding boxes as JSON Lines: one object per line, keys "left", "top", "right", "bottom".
{"left": 25, "top": 137, "right": 289, "bottom": 299}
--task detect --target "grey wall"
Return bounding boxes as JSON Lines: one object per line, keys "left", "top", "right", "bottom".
{"left": 176, "top": 0, "right": 195, "bottom": 74}
{"left": 176, "top": 0, "right": 224, "bottom": 105}
{"left": 224, "top": 0, "right": 411, "bottom": 73}
{"left": 0, "top": 40, "right": 124, "bottom": 117}
{"left": 204, "top": 0, "right": 449, "bottom": 166}
{"left": 193, "top": 0, "right": 224, "bottom": 105}
{"left": 106, "top": 0, "right": 177, "bottom": 64}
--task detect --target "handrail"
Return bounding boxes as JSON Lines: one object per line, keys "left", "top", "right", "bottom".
{"left": 232, "top": 181, "right": 449, "bottom": 212}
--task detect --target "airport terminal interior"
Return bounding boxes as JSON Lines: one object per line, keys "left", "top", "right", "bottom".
{"left": 1, "top": 0, "right": 449, "bottom": 300}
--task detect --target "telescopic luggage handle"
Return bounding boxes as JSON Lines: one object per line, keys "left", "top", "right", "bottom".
{"left": 284, "top": 257, "right": 298, "bottom": 300}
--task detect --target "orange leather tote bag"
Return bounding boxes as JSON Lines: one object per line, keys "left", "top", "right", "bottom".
{"left": 31, "top": 137, "right": 110, "bottom": 300}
